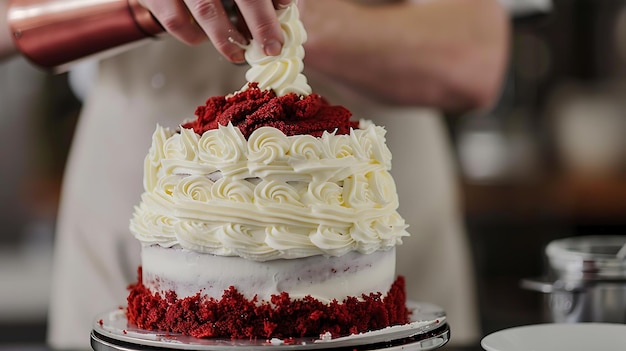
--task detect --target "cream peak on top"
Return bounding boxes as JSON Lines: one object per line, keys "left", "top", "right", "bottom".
{"left": 240, "top": 2, "right": 311, "bottom": 96}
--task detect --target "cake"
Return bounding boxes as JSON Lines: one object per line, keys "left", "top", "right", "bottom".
{"left": 126, "top": 3, "right": 411, "bottom": 340}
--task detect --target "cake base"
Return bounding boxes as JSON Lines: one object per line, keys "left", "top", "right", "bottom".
{"left": 127, "top": 268, "right": 409, "bottom": 339}
{"left": 93, "top": 302, "right": 448, "bottom": 350}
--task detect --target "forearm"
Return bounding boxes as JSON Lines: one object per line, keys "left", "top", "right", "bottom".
{"left": 301, "top": 0, "right": 510, "bottom": 113}
{"left": 0, "top": 0, "right": 18, "bottom": 61}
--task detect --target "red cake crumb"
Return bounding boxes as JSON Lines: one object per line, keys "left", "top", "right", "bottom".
{"left": 181, "top": 83, "right": 358, "bottom": 138}
{"left": 127, "top": 267, "right": 409, "bottom": 339}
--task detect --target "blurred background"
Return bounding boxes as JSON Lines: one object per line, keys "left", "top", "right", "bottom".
{"left": 1, "top": 0, "right": 626, "bottom": 349}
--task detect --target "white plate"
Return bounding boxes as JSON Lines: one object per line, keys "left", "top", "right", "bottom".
{"left": 92, "top": 301, "right": 448, "bottom": 350}
{"left": 481, "top": 323, "right": 626, "bottom": 351}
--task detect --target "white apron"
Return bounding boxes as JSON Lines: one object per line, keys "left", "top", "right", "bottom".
{"left": 47, "top": 36, "right": 478, "bottom": 350}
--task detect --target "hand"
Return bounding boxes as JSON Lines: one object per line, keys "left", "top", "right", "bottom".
{"left": 295, "top": 0, "right": 508, "bottom": 111}
{"left": 139, "top": 0, "right": 292, "bottom": 63}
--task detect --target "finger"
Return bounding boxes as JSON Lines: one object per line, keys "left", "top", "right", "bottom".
{"left": 273, "top": 0, "right": 293, "bottom": 9}
{"left": 183, "top": 0, "right": 248, "bottom": 63}
{"left": 140, "top": 0, "right": 207, "bottom": 45}
{"left": 234, "top": 0, "right": 284, "bottom": 56}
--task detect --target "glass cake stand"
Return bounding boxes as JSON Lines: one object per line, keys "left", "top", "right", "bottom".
{"left": 90, "top": 301, "right": 450, "bottom": 351}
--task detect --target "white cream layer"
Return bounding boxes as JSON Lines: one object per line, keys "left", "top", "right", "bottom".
{"left": 130, "top": 123, "right": 409, "bottom": 261}
{"left": 242, "top": 3, "right": 311, "bottom": 96}
{"left": 141, "top": 245, "right": 396, "bottom": 302}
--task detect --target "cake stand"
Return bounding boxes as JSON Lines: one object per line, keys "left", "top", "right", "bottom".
{"left": 90, "top": 301, "right": 450, "bottom": 351}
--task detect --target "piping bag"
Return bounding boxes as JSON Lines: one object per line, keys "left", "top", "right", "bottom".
{"left": 7, "top": 0, "right": 240, "bottom": 72}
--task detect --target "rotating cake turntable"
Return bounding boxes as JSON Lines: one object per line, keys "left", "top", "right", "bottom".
{"left": 90, "top": 301, "right": 450, "bottom": 351}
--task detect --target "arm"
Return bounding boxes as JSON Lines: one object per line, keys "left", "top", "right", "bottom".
{"left": 300, "top": 0, "right": 510, "bottom": 113}
{"left": 0, "top": 0, "right": 17, "bottom": 61}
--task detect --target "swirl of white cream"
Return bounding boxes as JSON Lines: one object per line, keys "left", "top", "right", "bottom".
{"left": 342, "top": 174, "right": 374, "bottom": 209}
{"left": 264, "top": 225, "right": 320, "bottom": 257}
{"left": 163, "top": 129, "right": 198, "bottom": 162}
{"left": 242, "top": 3, "right": 311, "bottom": 96}
{"left": 149, "top": 174, "right": 179, "bottom": 208}
{"left": 321, "top": 132, "right": 356, "bottom": 159}
{"left": 350, "top": 219, "right": 383, "bottom": 254}
{"left": 129, "top": 205, "right": 156, "bottom": 243}
{"left": 143, "top": 156, "right": 159, "bottom": 193}
{"left": 366, "top": 170, "right": 398, "bottom": 206}
{"left": 146, "top": 125, "right": 174, "bottom": 167}
{"left": 216, "top": 224, "right": 262, "bottom": 247}
{"left": 254, "top": 180, "right": 303, "bottom": 206}
{"left": 180, "top": 128, "right": 200, "bottom": 159}
{"left": 143, "top": 213, "right": 177, "bottom": 244}
{"left": 248, "top": 127, "right": 290, "bottom": 164}
{"left": 351, "top": 217, "right": 407, "bottom": 254}
{"left": 376, "top": 212, "right": 409, "bottom": 242}
{"left": 144, "top": 126, "right": 175, "bottom": 191}
{"left": 304, "top": 181, "right": 343, "bottom": 206}
{"left": 174, "top": 220, "right": 223, "bottom": 252}
{"left": 348, "top": 131, "right": 370, "bottom": 160}
{"left": 197, "top": 124, "right": 247, "bottom": 166}
{"left": 352, "top": 220, "right": 381, "bottom": 242}
{"left": 217, "top": 224, "right": 280, "bottom": 260}
{"left": 173, "top": 175, "right": 214, "bottom": 203}
{"left": 309, "top": 226, "right": 354, "bottom": 257}
{"left": 370, "top": 126, "right": 393, "bottom": 167}
{"left": 210, "top": 177, "right": 256, "bottom": 203}
{"left": 289, "top": 134, "right": 323, "bottom": 160}
{"left": 130, "top": 203, "right": 177, "bottom": 246}
{"left": 352, "top": 126, "right": 393, "bottom": 167}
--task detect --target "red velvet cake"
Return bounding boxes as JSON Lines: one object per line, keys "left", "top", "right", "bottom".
{"left": 126, "top": 3, "right": 411, "bottom": 340}
{"left": 128, "top": 268, "right": 408, "bottom": 339}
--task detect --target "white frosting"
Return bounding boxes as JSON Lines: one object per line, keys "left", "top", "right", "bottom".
{"left": 130, "top": 123, "right": 409, "bottom": 261}
{"left": 242, "top": 3, "right": 311, "bottom": 96}
{"left": 130, "top": 3, "right": 409, "bottom": 263}
{"left": 141, "top": 245, "right": 396, "bottom": 302}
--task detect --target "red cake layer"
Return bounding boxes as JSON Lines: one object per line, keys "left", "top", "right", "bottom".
{"left": 127, "top": 268, "right": 409, "bottom": 339}
{"left": 182, "top": 83, "right": 358, "bottom": 138}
